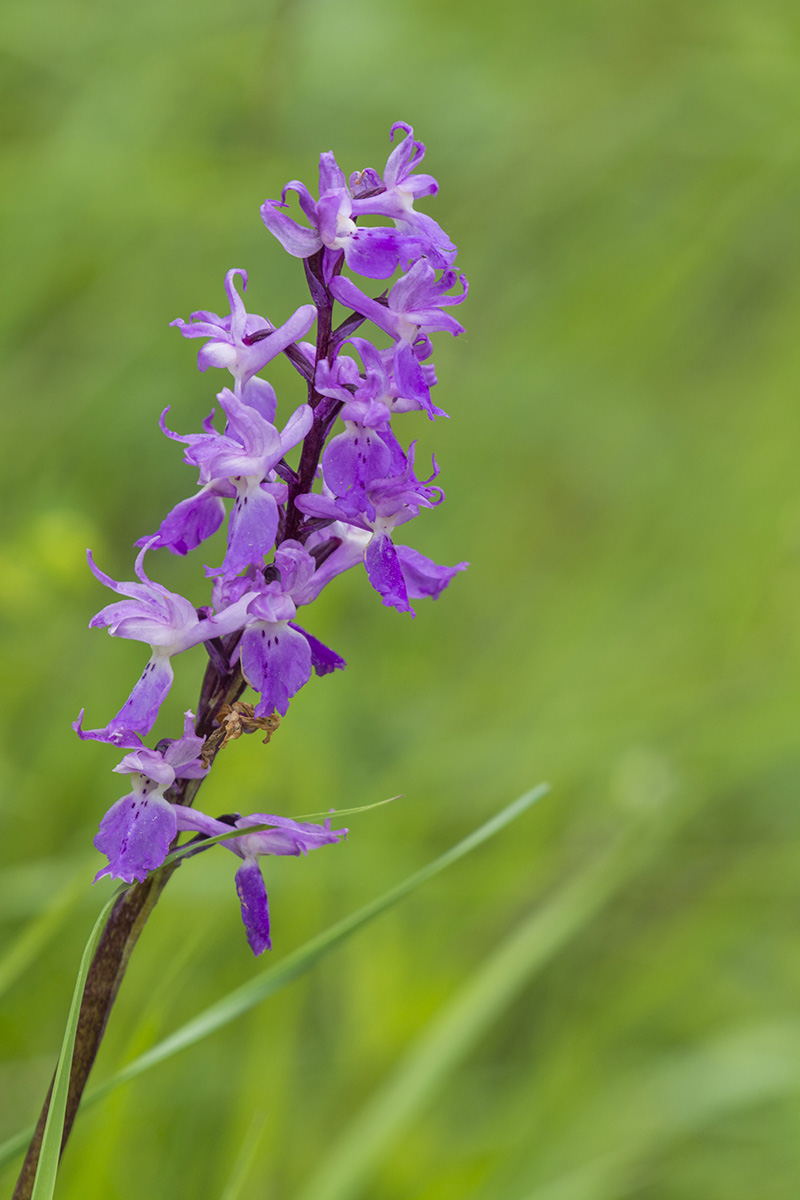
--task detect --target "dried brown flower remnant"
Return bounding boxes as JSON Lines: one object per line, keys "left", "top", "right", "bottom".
{"left": 201, "top": 702, "right": 280, "bottom": 767}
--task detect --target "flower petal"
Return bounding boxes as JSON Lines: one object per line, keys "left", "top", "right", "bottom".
{"left": 234, "top": 858, "right": 271, "bottom": 954}
{"left": 365, "top": 532, "right": 413, "bottom": 614}
{"left": 94, "top": 791, "right": 177, "bottom": 884}
{"left": 240, "top": 621, "right": 312, "bottom": 717}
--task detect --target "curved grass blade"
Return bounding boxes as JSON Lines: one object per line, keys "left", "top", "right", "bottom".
{"left": 29, "top": 888, "right": 123, "bottom": 1200}
{"left": 0, "top": 783, "right": 548, "bottom": 1171}
{"left": 294, "top": 796, "right": 401, "bottom": 821}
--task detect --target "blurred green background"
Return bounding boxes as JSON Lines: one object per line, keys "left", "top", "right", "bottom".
{"left": 2, "top": 0, "right": 800, "bottom": 1196}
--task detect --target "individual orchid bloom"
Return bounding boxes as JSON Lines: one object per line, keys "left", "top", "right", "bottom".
{"left": 260, "top": 153, "right": 401, "bottom": 283}
{"left": 349, "top": 122, "right": 457, "bottom": 271}
{"left": 93, "top": 712, "right": 207, "bottom": 885}
{"left": 329, "top": 262, "right": 467, "bottom": 417}
{"left": 296, "top": 445, "right": 464, "bottom": 614}
{"left": 316, "top": 338, "right": 444, "bottom": 425}
{"left": 235, "top": 546, "right": 345, "bottom": 717}
{"left": 75, "top": 543, "right": 207, "bottom": 740}
{"left": 303, "top": 438, "right": 442, "bottom": 526}
{"left": 170, "top": 268, "right": 316, "bottom": 406}
{"left": 158, "top": 388, "right": 312, "bottom": 578}
{"left": 175, "top": 807, "right": 348, "bottom": 954}
{"left": 74, "top": 543, "right": 264, "bottom": 743}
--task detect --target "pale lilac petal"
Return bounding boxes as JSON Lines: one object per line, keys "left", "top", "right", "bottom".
{"left": 220, "top": 482, "right": 279, "bottom": 577}
{"left": 241, "top": 376, "right": 277, "bottom": 422}
{"left": 279, "top": 403, "right": 313, "bottom": 455}
{"left": 394, "top": 341, "right": 434, "bottom": 416}
{"left": 245, "top": 587, "right": 295, "bottom": 624}
{"left": 72, "top": 710, "right": 144, "bottom": 750}
{"left": 217, "top": 389, "right": 283, "bottom": 470}
{"left": 234, "top": 858, "right": 271, "bottom": 954}
{"left": 293, "top": 491, "right": 353, "bottom": 523}
{"left": 241, "top": 305, "right": 316, "bottom": 380}
{"left": 318, "top": 150, "right": 346, "bottom": 193}
{"left": 259, "top": 198, "right": 322, "bottom": 258}
{"left": 94, "top": 791, "right": 177, "bottom": 884}
{"left": 111, "top": 654, "right": 175, "bottom": 736}
{"left": 113, "top": 747, "right": 176, "bottom": 788}
{"left": 315, "top": 190, "right": 354, "bottom": 245}
{"left": 329, "top": 277, "right": 399, "bottom": 339}
{"left": 232, "top": 813, "right": 348, "bottom": 858}
{"left": 395, "top": 545, "right": 468, "bottom": 600}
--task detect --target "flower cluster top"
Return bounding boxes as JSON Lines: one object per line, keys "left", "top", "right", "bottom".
{"left": 75, "top": 123, "right": 467, "bottom": 953}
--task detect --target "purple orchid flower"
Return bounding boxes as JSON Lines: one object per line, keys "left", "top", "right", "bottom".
{"left": 171, "top": 268, "right": 316, "bottom": 416}
{"left": 78, "top": 124, "right": 467, "bottom": 974}
{"left": 260, "top": 123, "right": 457, "bottom": 283}
{"left": 296, "top": 444, "right": 465, "bottom": 614}
{"left": 260, "top": 152, "right": 401, "bottom": 283}
{"left": 74, "top": 543, "right": 265, "bottom": 744}
{"left": 349, "top": 122, "right": 457, "bottom": 271}
{"left": 74, "top": 543, "right": 208, "bottom": 741}
{"left": 316, "top": 338, "right": 444, "bottom": 425}
{"left": 175, "top": 807, "right": 348, "bottom": 954}
{"left": 94, "top": 711, "right": 207, "bottom": 884}
{"left": 329, "top": 262, "right": 467, "bottom": 418}
{"left": 151, "top": 388, "right": 312, "bottom": 577}
{"left": 236, "top": 541, "right": 345, "bottom": 717}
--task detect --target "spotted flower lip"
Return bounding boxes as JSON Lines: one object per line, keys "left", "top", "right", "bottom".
{"left": 93, "top": 712, "right": 207, "bottom": 884}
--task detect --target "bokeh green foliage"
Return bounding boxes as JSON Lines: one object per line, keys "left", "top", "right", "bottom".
{"left": 2, "top": 0, "right": 800, "bottom": 1195}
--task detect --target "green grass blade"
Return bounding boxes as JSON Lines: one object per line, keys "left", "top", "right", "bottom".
{"left": 0, "top": 784, "right": 548, "bottom": 1171}
{"left": 293, "top": 816, "right": 662, "bottom": 1200}
{"left": 294, "top": 796, "right": 401, "bottom": 820}
{"left": 29, "top": 889, "right": 122, "bottom": 1200}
